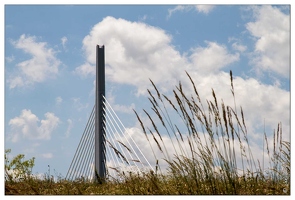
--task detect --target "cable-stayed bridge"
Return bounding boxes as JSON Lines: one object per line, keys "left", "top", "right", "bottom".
{"left": 65, "top": 45, "right": 154, "bottom": 182}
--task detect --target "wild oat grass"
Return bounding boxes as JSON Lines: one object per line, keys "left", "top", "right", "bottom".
{"left": 5, "top": 71, "right": 290, "bottom": 195}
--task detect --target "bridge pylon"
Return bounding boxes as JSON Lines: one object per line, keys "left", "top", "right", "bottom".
{"left": 94, "top": 45, "right": 106, "bottom": 182}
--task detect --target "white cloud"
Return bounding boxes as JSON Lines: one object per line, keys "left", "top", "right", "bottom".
{"left": 105, "top": 90, "right": 136, "bottom": 114}
{"left": 61, "top": 36, "right": 68, "bottom": 49}
{"left": 79, "top": 17, "right": 238, "bottom": 95}
{"left": 79, "top": 16, "right": 187, "bottom": 95}
{"left": 246, "top": 5, "right": 290, "bottom": 78}
{"left": 8, "top": 109, "right": 60, "bottom": 142}
{"left": 8, "top": 34, "right": 61, "bottom": 89}
{"left": 55, "top": 96, "right": 63, "bottom": 106}
{"left": 167, "top": 5, "right": 215, "bottom": 18}
{"left": 72, "top": 97, "right": 89, "bottom": 111}
{"left": 167, "top": 5, "right": 189, "bottom": 18}
{"left": 190, "top": 41, "right": 240, "bottom": 74}
{"left": 8, "top": 76, "right": 24, "bottom": 89}
{"left": 5, "top": 55, "right": 15, "bottom": 63}
{"left": 74, "top": 62, "right": 95, "bottom": 78}
{"left": 228, "top": 37, "right": 247, "bottom": 53}
{"left": 182, "top": 71, "right": 290, "bottom": 142}
{"left": 112, "top": 103, "right": 135, "bottom": 114}
{"left": 232, "top": 42, "right": 247, "bottom": 52}
{"left": 194, "top": 5, "right": 215, "bottom": 14}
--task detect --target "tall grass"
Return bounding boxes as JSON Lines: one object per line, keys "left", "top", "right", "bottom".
{"left": 5, "top": 71, "right": 290, "bottom": 195}
{"left": 133, "top": 70, "right": 290, "bottom": 195}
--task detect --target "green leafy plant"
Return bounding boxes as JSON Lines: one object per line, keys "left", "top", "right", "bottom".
{"left": 5, "top": 149, "right": 35, "bottom": 182}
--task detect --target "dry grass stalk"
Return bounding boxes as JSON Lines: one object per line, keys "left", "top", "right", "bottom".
{"left": 117, "top": 140, "right": 132, "bottom": 154}
{"left": 107, "top": 141, "right": 129, "bottom": 165}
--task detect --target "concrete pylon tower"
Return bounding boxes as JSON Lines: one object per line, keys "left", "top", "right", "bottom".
{"left": 94, "top": 45, "right": 106, "bottom": 182}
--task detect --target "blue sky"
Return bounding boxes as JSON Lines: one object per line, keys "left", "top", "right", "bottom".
{"left": 3, "top": 3, "right": 292, "bottom": 179}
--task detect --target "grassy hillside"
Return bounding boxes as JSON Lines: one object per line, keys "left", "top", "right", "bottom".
{"left": 4, "top": 168, "right": 290, "bottom": 195}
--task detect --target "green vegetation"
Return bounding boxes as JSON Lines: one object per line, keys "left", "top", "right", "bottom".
{"left": 5, "top": 71, "right": 290, "bottom": 195}
{"left": 5, "top": 149, "right": 35, "bottom": 182}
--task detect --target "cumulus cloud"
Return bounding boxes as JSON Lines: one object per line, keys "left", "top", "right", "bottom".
{"left": 190, "top": 41, "right": 240, "bottom": 74}
{"left": 73, "top": 62, "right": 95, "bottom": 78}
{"left": 167, "top": 5, "right": 215, "bottom": 18}
{"left": 179, "top": 71, "right": 290, "bottom": 143}
{"left": 106, "top": 97, "right": 136, "bottom": 114}
{"left": 246, "top": 5, "right": 290, "bottom": 78}
{"left": 112, "top": 103, "right": 136, "bottom": 114}
{"left": 194, "top": 5, "right": 215, "bottom": 14}
{"left": 232, "top": 42, "right": 247, "bottom": 52}
{"left": 105, "top": 90, "right": 136, "bottom": 114}
{"left": 8, "top": 34, "right": 61, "bottom": 89}
{"left": 228, "top": 37, "right": 248, "bottom": 53}
{"left": 8, "top": 109, "right": 60, "bottom": 142}
{"left": 78, "top": 16, "right": 187, "bottom": 95}
{"left": 77, "top": 17, "right": 240, "bottom": 96}
{"left": 61, "top": 36, "right": 68, "bottom": 49}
